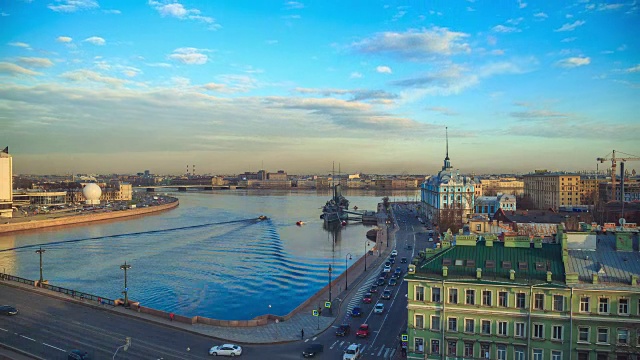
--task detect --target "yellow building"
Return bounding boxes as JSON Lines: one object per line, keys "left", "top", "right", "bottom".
{"left": 0, "top": 148, "right": 12, "bottom": 218}
{"left": 523, "top": 172, "right": 580, "bottom": 210}
{"left": 579, "top": 176, "right": 602, "bottom": 205}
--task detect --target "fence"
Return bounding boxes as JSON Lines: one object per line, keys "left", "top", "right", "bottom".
{"left": 0, "top": 273, "right": 35, "bottom": 286}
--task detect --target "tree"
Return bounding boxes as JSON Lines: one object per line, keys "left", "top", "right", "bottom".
{"left": 515, "top": 194, "right": 535, "bottom": 210}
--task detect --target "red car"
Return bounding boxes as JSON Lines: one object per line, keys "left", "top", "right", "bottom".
{"left": 363, "top": 293, "right": 373, "bottom": 304}
{"left": 356, "top": 324, "right": 370, "bottom": 338}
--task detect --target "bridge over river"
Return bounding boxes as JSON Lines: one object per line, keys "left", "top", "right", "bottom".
{"left": 142, "top": 185, "right": 247, "bottom": 192}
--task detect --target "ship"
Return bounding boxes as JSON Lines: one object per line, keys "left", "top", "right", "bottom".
{"left": 321, "top": 183, "right": 349, "bottom": 223}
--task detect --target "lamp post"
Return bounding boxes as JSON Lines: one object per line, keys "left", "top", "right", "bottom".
{"left": 364, "top": 241, "right": 369, "bottom": 271}
{"left": 328, "top": 264, "right": 332, "bottom": 303}
{"left": 386, "top": 219, "right": 390, "bottom": 248}
{"left": 345, "top": 253, "right": 353, "bottom": 290}
{"left": 35, "top": 247, "right": 45, "bottom": 287}
{"left": 120, "top": 261, "right": 131, "bottom": 307}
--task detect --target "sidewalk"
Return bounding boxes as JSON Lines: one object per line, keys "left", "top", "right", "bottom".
{"left": 0, "top": 219, "right": 396, "bottom": 346}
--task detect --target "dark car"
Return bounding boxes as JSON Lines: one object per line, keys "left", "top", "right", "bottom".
{"left": 68, "top": 350, "right": 90, "bottom": 360}
{"left": 389, "top": 257, "right": 395, "bottom": 264}
{"left": 382, "top": 290, "right": 392, "bottom": 299}
{"left": 394, "top": 268, "right": 403, "bottom": 276}
{"left": 351, "top": 306, "right": 362, "bottom": 317}
{"left": 370, "top": 284, "right": 378, "bottom": 293}
{"left": 389, "top": 278, "right": 398, "bottom": 286}
{"left": 400, "top": 257, "right": 408, "bottom": 263}
{"left": 379, "top": 271, "right": 388, "bottom": 279}
{"left": 0, "top": 305, "right": 17, "bottom": 316}
{"left": 336, "top": 324, "right": 351, "bottom": 336}
{"left": 376, "top": 277, "right": 386, "bottom": 286}
{"left": 302, "top": 343, "right": 324, "bottom": 358}
{"left": 385, "top": 261, "right": 391, "bottom": 267}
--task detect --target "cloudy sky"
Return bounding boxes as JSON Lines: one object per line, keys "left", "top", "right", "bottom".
{"left": 1, "top": 0, "right": 639, "bottom": 175}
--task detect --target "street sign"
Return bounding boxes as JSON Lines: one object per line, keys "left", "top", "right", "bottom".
{"left": 401, "top": 334, "right": 408, "bottom": 341}
{"left": 312, "top": 310, "right": 319, "bottom": 316}
{"left": 402, "top": 341, "right": 407, "bottom": 347}
{"left": 325, "top": 301, "right": 331, "bottom": 308}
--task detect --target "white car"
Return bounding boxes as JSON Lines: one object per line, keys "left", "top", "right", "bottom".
{"left": 428, "top": 238, "right": 433, "bottom": 242}
{"left": 383, "top": 265, "right": 391, "bottom": 273}
{"left": 209, "top": 344, "right": 242, "bottom": 356}
{"left": 391, "top": 249, "right": 398, "bottom": 256}
{"left": 343, "top": 343, "right": 361, "bottom": 360}
{"left": 374, "top": 302, "right": 385, "bottom": 314}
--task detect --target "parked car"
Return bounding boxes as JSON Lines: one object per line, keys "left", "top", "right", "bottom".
{"left": 208, "top": 344, "right": 242, "bottom": 356}
{"left": 343, "top": 344, "right": 361, "bottom": 360}
{"left": 356, "top": 324, "right": 370, "bottom": 338}
{"left": 374, "top": 302, "right": 385, "bottom": 314}
{"left": 302, "top": 343, "right": 324, "bottom": 358}
{"left": 389, "top": 278, "right": 397, "bottom": 286}
{"left": 382, "top": 290, "right": 392, "bottom": 299}
{"left": 0, "top": 305, "right": 18, "bottom": 316}
{"left": 351, "top": 306, "right": 362, "bottom": 317}
{"left": 391, "top": 249, "right": 398, "bottom": 256}
{"left": 336, "top": 324, "right": 351, "bottom": 336}
{"left": 362, "top": 293, "right": 373, "bottom": 304}
{"left": 67, "top": 350, "right": 90, "bottom": 360}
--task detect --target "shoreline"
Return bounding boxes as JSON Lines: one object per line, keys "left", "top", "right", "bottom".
{"left": 0, "top": 197, "right": 179, "bottom": 235}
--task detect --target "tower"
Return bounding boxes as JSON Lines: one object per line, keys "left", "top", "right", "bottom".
{"left": 442, "top": 126, "right": 452, "bottom": 171}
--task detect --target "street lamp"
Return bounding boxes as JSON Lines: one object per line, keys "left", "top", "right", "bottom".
{"left": 120, "top": 261, "right": 131, "bottom": 307}
{"left": 35, "top": 247, "right": 46, "bottom": 287}
{"left": 386, "top": 219, "right": 391, "bottom": 248}
{"left": 364, "top": 241, "right": 369, "bottom": 271}
{"left": 328, "top": 264, "right": 332, "bottom": 303}
{"left": 345, "top": 253, "right": 353, "bottom": 290}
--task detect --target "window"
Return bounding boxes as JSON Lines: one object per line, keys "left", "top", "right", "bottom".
{"left": 552, "top": 351, "right": 562, "bottom": 360}
{"left": 618, "top": 328, "right": 629, "bottom": 345}
{"left": 599, "top": 297, "right": 609, "bottom": 313}
{"left": 515, "top": 322, "right": 526, "bottom": 337}
{"left": 637, "top": 329, "right": 640, "bottom": 348}
{"left": 481, "top": 320, "right": 491, "bottom": 335}
{"left": 553, "top": 295, "right": 564, "bottom": 311}
{"left": 414, "top": 338, "right": 424, "bottom": 353}
{"left": 534, "top": 324, "right": 544, "bottom": 339}
{"left": 447, "top": 341, "right": 457, "bottom": 356}
{"left": 498, "top": 321, "right": 507, "bottom": 336}
{"left": 515, "top": 347, "right": 525, "bottom": 360}
{"left": 431, "top": 315, "right": 440, "bottom": 331}
{"left": 578, "top": 326, "right": 590, "bottom": 342}
{"left": 534, "top": 293, "right": 544, "bottom": 310}
{"left": 597, "top": 328, "right": 609, "bottom": 344}
{"left": 578, "top": 351, "right": 589, "bottom": 360}
{"left": 464, "top": 342, "right": 473, "bottom": 357}
{"left": 482, "top": 290, "right": 492, "bottom": 306}
{"left": 580, "top": 296, "right": 590, "bottom": 312}
{"left": 465, "top": 319, "right": 475, "bottom": 333}
{"left": 497, "top": 345, "right": 506, "bottom": 360}
{"left": 533, "top": 349, "right": 543, "bottom": 360}
{"left": 552, "top": 325, "right": 563, "bottom": 340}
{"left": 431, "top": 339, "right": 440, "bottom": 354}
{"left": 503, "top": 261, "right": 512, "bottom": 269}
{"left": 449, "top": 288, "right": 458, "bottom": 304}
{"left": 432, "top": 287, "right": 441, "bottom": 302}
{"left": 415, "top": 286, "right": 425, "bottom": 301}
{"left": 466, "top": 289, "right": 475, "bottom": 305}
{"left": 619, "top": 298, "right": 629, "bottom": 315}
{"left": 476, "top": 224, "right": 481, "bottom": 231}
{"left": 516, "top": 293, "right": 526, "bottom": 308}
{"left": 597, "top": 353, "right": 609, "bottom": 360}
{"left": 499, "top": 291, "right": 508, "bottom": 307}
{"left": 480, "top": 343, "right": 490, "bottom": 359}
{"left": 448, "top": 317, "right": 457, "bottom": 332}
{"left": 415, "top": 314, "right": 424, "bottom": 329}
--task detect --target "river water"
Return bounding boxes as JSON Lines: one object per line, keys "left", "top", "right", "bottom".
{"left": 0, "top": 189, "right": 419, "bottom": 320}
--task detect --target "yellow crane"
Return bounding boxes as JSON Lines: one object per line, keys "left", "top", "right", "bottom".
{"left": 597, "top": 150, "right": 640, "bottom": 201}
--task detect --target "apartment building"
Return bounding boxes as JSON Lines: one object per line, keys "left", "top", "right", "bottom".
{"left": 0, "top": 147, "right": 12, "bottom": 218}
{"left": 523, "top": 172, "right": 581, "bottom": 210}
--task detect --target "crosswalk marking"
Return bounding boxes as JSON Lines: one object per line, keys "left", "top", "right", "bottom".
{"left": 312, "top": 336, "right": 317, "bottom": 341}
{"left": 377, "top": 346, "right": 384, "bottom": 356}
{"left": 304, "top": 338, "right": 309, "bottom": 342}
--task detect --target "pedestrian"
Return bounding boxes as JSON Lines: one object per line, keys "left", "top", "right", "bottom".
{"left": 301, "top": 328, "right": 304, "bottom": 339}
{"left": 97, "top": 297, "right": 101, "bottom": 305}
{"left": 169, "top": 313, "right": 174, "bottom": 321}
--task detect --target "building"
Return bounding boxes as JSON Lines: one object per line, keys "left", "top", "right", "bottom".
{"left": 405, "top": 225, "right": 640, "bottom": 360}
{"left": 0, "top": 147, "right": 12, "bottom": 218}
{"left": 523, "top": 172, "right": 581, "bottom": 210}
{"left": 474, "top": 194, "right": 517, "bottom": 215}
{"left": 421, "top": 130, "right": 476, "bottom": 228}
{"left": 480, "top": 177, "right": 524, "bottom": 196}
{"left": 580, "top": 176, "right": 603, "bottom": 205}
{"left": 266, "top": 170, "right": 288, "bottom": 181}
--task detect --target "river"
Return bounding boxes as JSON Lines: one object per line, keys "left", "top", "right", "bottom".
{"left": 0, "top": 189, "right": 419, "bottom": 320}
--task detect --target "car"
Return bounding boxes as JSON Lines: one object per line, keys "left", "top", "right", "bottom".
{"left": 302, "top": 343, "right": 324, "bottom": 358}
{"left": 0, "top": 305, "right": 18, "bottom": 316}
{"left": 376, "top": 277, "right": 386, "bottom": 286}
{"left": 362, "top": 293, "right": 373, "bottom": 304}
{"left": 67, "top": 350, "right": 90, "bottom": 360}
{"left": 374, "top": 302, "right": 385, "bottom": 314}
{"left": 389, "top": 257, "right": 395, "bottom": 264}
{"left": 429, "top": 237, "right": 433, "bottom": 242}
{"left": 208, "top": 344, "right": 243, "bottom": 356}
{"left": 336, "top": 324, "right": 351, "bottom": 336}
{"left": 382, "top": 290, "right": 392, "bottom": 299}
{"left": 356, "top": 324, "right": 370, "bottom": 338}
{"left": 400, "top": 257, "right": 408, "bottom": 263}
{"left": 394, "top": 268, "right": 403, "bottom": 276}
{"left": 383, "top": 265, "right": 391, "bottom": 273}
{"left": 343, "top": 344, "right": 361, "bottom": 360}
{"left": 379, "top": 271, "right": 388, "bottom": 279}
{"left": 370, "top": 284, "right": 378, "bottom": 293}
{"left": 351, "top": 306, "right": 362, "bottom": 317}
{"left": 389, "top": 278, "right": 398, "bottom": 286}
{"left": 384, "top": 261, "right": 391, "bottom": 267}
{"left": 391, "top": 249, "right": 398, "bottom": 256}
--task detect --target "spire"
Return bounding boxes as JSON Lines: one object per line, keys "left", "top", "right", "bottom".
{"left": 442, "top": 126, "right": 452, "bottom": 171}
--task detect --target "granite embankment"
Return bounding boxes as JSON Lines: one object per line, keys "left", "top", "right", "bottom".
{"left": 0, "top": 198, "right": 179, "bottom": 235}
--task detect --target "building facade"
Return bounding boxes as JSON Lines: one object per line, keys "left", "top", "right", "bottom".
{"left": 0, "top": 147, "right": 12, "bottom": 218}
{"left": 474, "top": 194, "right": 517, "bottom": 215}
{"left": 523, "top": 172, "right": 581, "bottom": 210}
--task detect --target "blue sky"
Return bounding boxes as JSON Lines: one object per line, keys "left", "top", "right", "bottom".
{"left": 1, "top": 0, "right": 639, "bottom": 175}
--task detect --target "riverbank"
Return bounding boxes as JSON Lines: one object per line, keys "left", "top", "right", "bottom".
{"left": 0, "top": 196, "right": 179, "bottom": 235}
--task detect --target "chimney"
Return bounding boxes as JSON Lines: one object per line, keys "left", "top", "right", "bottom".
{"left": 631, "top": 275, "right": 638, "bottom": 286}
{"left": 442, "top": 266, "right": 448, "bottom": 277}
{"left": 476, "top": 268, "right": 482, "bottom": 279}
{"left": 592, "top": 273, "right": 599, "bottom": 284}
{"left": 546, "top": 271, "right": 552, "bottom": 283}
{"left": 509, "top": 269, "right": 515, "bottom": 281}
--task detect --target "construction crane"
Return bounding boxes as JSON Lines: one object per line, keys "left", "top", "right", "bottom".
{"left": 597, "top": 150, "right": 640, "bottom": 201}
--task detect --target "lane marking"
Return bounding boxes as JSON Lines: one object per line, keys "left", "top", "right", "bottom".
{"left": 304, "top": 339, "right": 309, "bottom": 342}
{"left": 0, "top": 328, "right": 7, "bottom": 332}
{"left": 389, "top": 349, "right": 396, "bottom": 359}
{"left": 43, "top": 343, "right": 66, "bottom": 352}
{"left": 377, "top": 346, "right": 384, "bottom": 356}
{"left": 384, "top": 347, "right": 390, "bottom": 358}
{"left": 20, "top": 335, "right": 36, "bottom": 341}
{"left": 312, "top": 336, "right": 317, "bottom": 341}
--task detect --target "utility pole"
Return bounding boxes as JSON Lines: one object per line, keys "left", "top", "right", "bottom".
{"left": 35, "top": 247, "right": 46, "bottom": 287}
{"left": 120, "top": 261, "right": 131, "bottom": 307}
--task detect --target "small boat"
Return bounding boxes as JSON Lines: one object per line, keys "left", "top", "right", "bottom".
{"left": 296, "top": 221, "right": 305, "bottom": 226}
{"left": 258, "top": 215, "right": 268, "bottom": 220}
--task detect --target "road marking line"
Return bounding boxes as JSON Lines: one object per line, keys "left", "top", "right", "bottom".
{"left": 43, "top": 343, "right": 66, "bottom": 352}
{"left": 384, "top": 347, "right": 390, "bottom": 358}
{"left": 312, "top": 336, "right": 317, "bottom": 341}
{"left": 0, "top": 328, "right": 7, "bottom": 332}
{"left": 390, "top": 349, "right": 396, "bottom": 358}
{"left": 360, "top": 345, "right": 367, "bottom": 353}
{"left": 304, "top": 339, "right": 309, "bottom": 342}
{"left": 20, "top": 335, "right": 36, "bottom": 341}
{"left": 377, "top": 346, "right": 384, "bottom": 356}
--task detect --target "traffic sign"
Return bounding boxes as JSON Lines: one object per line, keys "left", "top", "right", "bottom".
{"left": 312, "top": 310, "right": 319, "bottom": 316}
{"left": 401, "top": 334, "right": 408, "bottom": 341}
{"left": 402, "top": 341, "right": 407, "bottom": 347}
{"left": 325, "top": 301, "right": 331, "bottom": 308}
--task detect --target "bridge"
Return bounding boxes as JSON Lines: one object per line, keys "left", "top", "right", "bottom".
{"left": 140, "top": 185, "right": 246, "bottom": 192}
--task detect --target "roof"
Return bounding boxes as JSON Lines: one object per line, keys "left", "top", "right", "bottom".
{"left": 415, "top": 240, "right": 565, "bottom": 283}
{"left": 496, "top": 209, "right": 576, "bottom": 224}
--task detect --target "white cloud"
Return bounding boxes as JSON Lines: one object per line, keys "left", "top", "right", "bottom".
{"left": 350, "top": 72, "right": 363, "bottom": 79}
{"left": 1, "top": 12, "right": 9, "bottom": 16}
{"left": 265, "top": 40, "right": 278, "bottom": 45}
{"left": 83, "top": 36, "right": 106, "bottom": 45}
{"left": 146, "top": 62, "right": 172, "bottom": 68}
{"left": 0, "top": 62, "right": 42, "bottom": 76}
{"left": 103, "top": 9, "right": 121, "bottom": 14}
{"left": 491, "top": 49, "right": 505, "bottom": 55}
{"left": 168, "top": 47, "right": 209, "bottom": 65}
{"left": 566, "top": 13, "right": 574, "bottom": 18}
{"left": 427, "top": 106, "right": 457, "bottom": 116}
{"left": 376, "top": 66, "right": 392, "bottom": 74}
{"left": 392, "top": 11, "right": 407, "bottom": 21}
{"left": 533, "top": 12, "right": 548, "bottom": 19}
{"left": 284, "top": 1, "right": 304, "bottom": 10}
{"left": 17, "top": 57, "right": 54, "bottom": 68}
{"left": 625, "top": 64, "right": 640, "bottom": 73}
{"left": 202, "top": 82, "right": 228, "bottom": 92}
{"left": 8, "top": 42, "right": 31, "bottom": 49}
{"left": 48, "top": 0, "right": 98, "bottom": 12}
{"left": 506, "top": 17, "right": 524, "bottom": 25}
{"left": 518, "top": 0, "right": 527, "bottom": 8}
{"left": 554, "top": 20, "right": 586, "bottom": 32}
{"left": 149, "top": 0, "right": 219, "bottom": 28}
{"left": 598, "top": 3, "right": 625, "bottom": 11}
{"left": 557, "top": 56, "right": 591, "bottom": 68}
{"left": 561, "top": 37, "right": 577, "bottom": 43}
{"left": 60, "top": 69, "right": 127, "bottom": 86}
{"left": 351, "top": 27, "right": 471, "bottom": 59}
{"left": 492, "top": 25, "right": 520, "bottom": 33}
{"left": 56, "top": 36, "right": 73, "bottom": 43}
{"left": 122, "top": 67, "right": 141, "bottom": 77}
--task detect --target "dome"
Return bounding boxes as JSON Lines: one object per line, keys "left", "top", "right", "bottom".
{"left": 82, "top": 183, "right": 102, "bottom": 204}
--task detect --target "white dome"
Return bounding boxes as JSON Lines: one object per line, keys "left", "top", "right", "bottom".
{"left": 82, "top": 183, "right": 102, "bottom": 201}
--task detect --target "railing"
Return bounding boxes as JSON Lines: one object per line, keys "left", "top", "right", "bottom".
{"left": 0, "top": 273, "right": 35, "bottom": 286}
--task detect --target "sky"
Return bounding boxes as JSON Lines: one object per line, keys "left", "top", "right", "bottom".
{"left": 1, "top": 0, "right": 639, "bottom": 176}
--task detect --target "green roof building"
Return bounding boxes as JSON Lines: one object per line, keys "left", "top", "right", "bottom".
{"left": 405, "top": 226, "right": 640, "bottom": 360}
